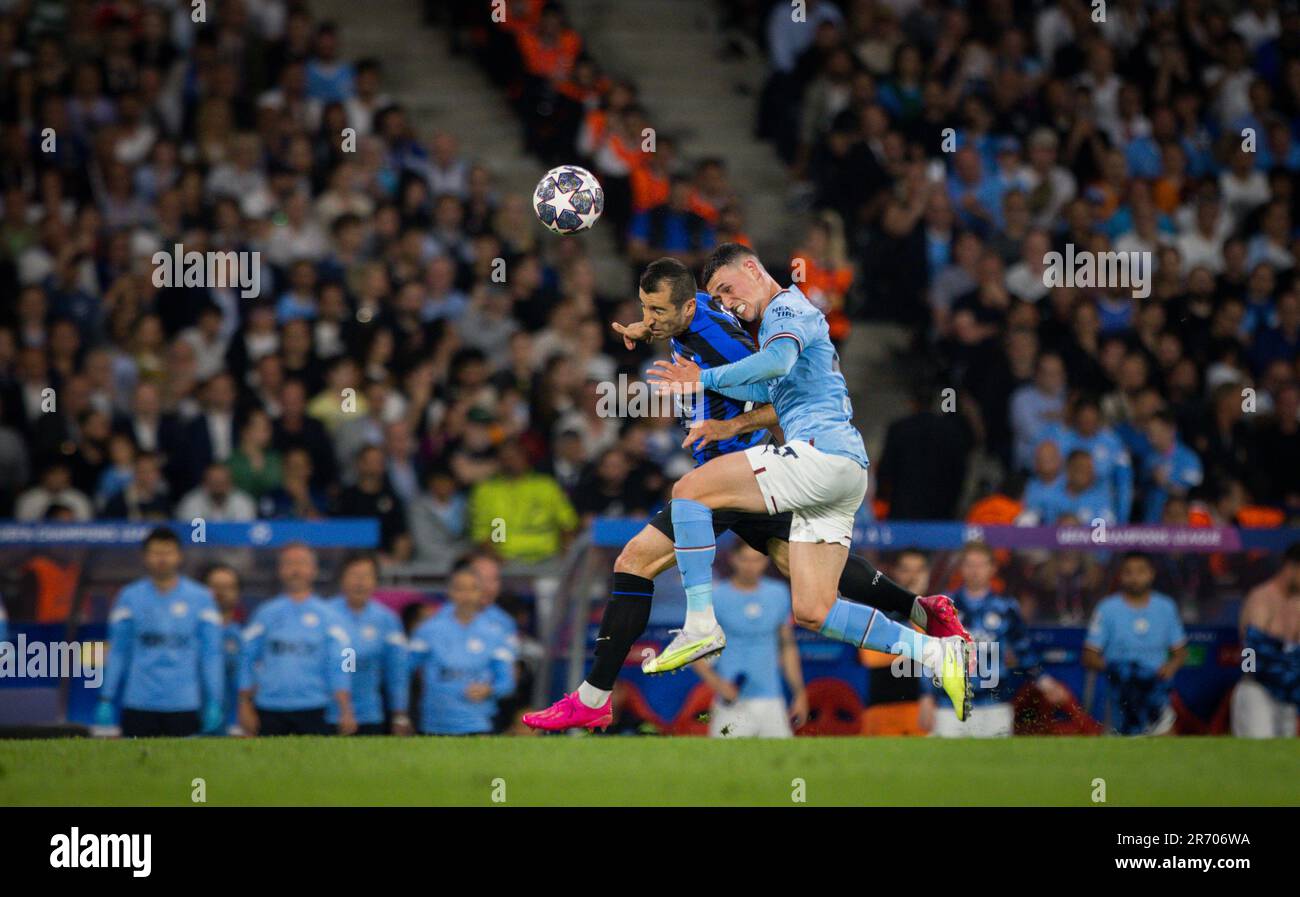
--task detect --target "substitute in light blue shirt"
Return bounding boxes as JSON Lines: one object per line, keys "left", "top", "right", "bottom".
{"left": 696, "top": 542, "right": 806, "bottom": 738}
{"left": 1084, "top": 553, "right": 1188, "bottom": 734}
{"left": 239, "top": 594, "right": 352, "bottom": 712}
{"left": 326, "top": 594, "right": 408, "bottom": 728}
{"left": 101, "top": 575, "right": 224, "bottom": 714}
{"left": 712, "top": 572, "right": 793, "bottom": 702}
{"left": 408, "top": 569, "right": 515, "bottom": 735}
{"left": 1086, "top": 590, "right": 1187, "bottom": 676}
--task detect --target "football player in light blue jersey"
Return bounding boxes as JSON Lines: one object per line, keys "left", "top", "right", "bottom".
{"left": 327, "top": 553, "right": 412, "bottom": 735}
{"left": 237, "top": 544, "right": 358, "bottom": 736}
{"left": 645, "top": 243, "right": 971, "bottom": 721}
{"left": 97, "top": 527, "right": 225, "bottom": 738}
{"left": 692, "top": 542, "right": 807, "bottom": 738}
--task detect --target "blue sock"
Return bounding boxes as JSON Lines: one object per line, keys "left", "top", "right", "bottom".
{"left": 671, "top": 498, "right": 716, "bottom": 628}
{"left": 819, "top": 597, "right": 931, "bottom": 661}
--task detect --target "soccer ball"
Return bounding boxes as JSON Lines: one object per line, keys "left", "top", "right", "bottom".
{"left": 534, "top": 165, "right": 604, "bottom": 234}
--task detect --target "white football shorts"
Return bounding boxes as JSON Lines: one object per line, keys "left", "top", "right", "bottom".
{"left": 744, "top": 440, "right": 868, "bottom": 547}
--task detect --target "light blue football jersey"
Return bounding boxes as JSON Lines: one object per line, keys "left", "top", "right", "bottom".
{"left": 700, "top": 285, "right": 868, "bottom": 468}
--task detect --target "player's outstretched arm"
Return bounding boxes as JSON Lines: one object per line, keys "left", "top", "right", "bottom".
{"left": 700, "top": 338, "right": 799, "bottom": 389}
{"left": 648, "top": 339, "right": 797, "bottom": 393}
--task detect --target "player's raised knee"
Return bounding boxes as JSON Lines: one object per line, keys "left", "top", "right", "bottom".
{"left": 671, "top": 470, "right": 705, "bottom": 501}
{"left": 614, "top": 544, "right": 653, "bottom": 578}
{"left": 791, "top": 593, "right": 829, "bottom": 631}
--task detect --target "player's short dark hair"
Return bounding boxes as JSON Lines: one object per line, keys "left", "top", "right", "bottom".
{"left": 202, "top": 562, "right": 240, "bottom": 588}
{"left": 340, "top": 551, "right": 380, "bottom": 577}
{"left": 702, "top": 242, "right": 758, "bottom": 288}
{"left": 1070, "top": 393, "right": 1101, "bottom": 415}
{"left": 1120, "top": 551, "right": 1154, "bottom": 568}
{"left": 143, "top": 526, "right": 180, "bottom": 550}
{"left": 961, "top": 541, "right": 994, "bottom": 561}
{"left": 896, "top": 547, "right": 929, "bottom": 567}
{"left": 1150, "top": 408, "right": 1177, "bottom": 428}
{"left": 639, "top": 258, "right": 696, "bottom": 308}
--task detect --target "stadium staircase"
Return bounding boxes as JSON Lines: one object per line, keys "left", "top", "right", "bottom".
{"left": 317, "top": 0, "right": 915, "bottom": 475}
{"left": 562, "top": 0, "right": 794, "bottom": 261}
{"left": 314, "top": 0, "right": 628, "bottom": 292}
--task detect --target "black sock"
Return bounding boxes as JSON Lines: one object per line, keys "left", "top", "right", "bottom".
{"left": 837, "top": 554, "right": 918, "bottom": 620}
{"left": 586, "top": 572, "right": 654, "bottom": 691}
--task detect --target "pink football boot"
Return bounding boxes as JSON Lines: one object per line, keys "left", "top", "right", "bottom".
{"left": 522, "top": 692, "right": 614, "bottom": 732}
{"left": 917, "top": 595, "right": 973, "bottom": 643}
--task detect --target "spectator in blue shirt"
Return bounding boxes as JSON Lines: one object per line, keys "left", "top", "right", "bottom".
{"left": 408, "top": 567, "right": 516, "bottom": 735}
{"left": 1037, "top": 395, "right": 1134, "bottom": 522}
{"left": 1027, "top": 449, "right": 1118, "bottom": 526}
{"left": 1084, "top": 552, "right": 1188, "bottom": 735}
{"left": 305, "top": 22, "right": 356, "bottom": 103}
{"left": 1138, "top": 410, "right": 1204, "bottom": 523}
{"left": 1009, "top": 352, "right": 1067, "bottom": 471}
{"left": 1250, "top": 289, "right": 1300, "bottom": 374}
{"left": 1021, "top": 439, "right": 1064, "bottom": 523}
{"left": 96, "top": 527, "right": 224, "bottom": 737}
{"left": 947, "top": 146, "right": 1003, "bottom": 233}
{"left": 238, "top": 544, "right": 357, "bottom": 736}
{"left": 328, "top": 553, "right": 411, "bottom": 735}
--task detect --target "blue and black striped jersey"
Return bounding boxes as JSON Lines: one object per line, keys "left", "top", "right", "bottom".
{"left": 669, "top": 292, "right": 771, "bottom": 465}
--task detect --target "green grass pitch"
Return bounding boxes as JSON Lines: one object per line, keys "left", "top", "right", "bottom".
{"left": 2, "top": 737, "right": 1297, "bottom": 806}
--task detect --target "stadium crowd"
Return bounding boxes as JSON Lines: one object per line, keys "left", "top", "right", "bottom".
{"left": 0, "top": 0, "right": 706, "bottom": 576}
{"left": 732, "top": 0, "right": 1300, "bottom": 529}
{"left": 0, "top": 0, "right": 1298, "bottom": 736}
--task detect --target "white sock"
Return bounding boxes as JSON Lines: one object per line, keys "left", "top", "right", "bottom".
{"left": 577, "top": 681, "right": 611, "bottom": 708}
{"left": 684, "top": 606, "right": 717, "bottom": 633}
{"left": 918, "top": 633, "right": 946, "bottom": 674}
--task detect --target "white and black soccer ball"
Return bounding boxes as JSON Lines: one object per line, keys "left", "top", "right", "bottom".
{"left": 533, "top": 165, "right": 604, "bottom": 235}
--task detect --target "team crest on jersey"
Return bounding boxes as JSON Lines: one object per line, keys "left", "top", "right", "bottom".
{"left": 1133, "top": 617, "right": 1150, "bottom": 634}
{"left": 467, "top": 637, "right": 485, "bottom": 654}
{"left": 362, "top": 625, "right": 377, "bottom": 641}
{"left": 983, "top": 611, "right": 1002, "bottom": 630}
{"left": 302, "top": 612, "right": 319, "bottom": 627}
{"left": 744, "top": 603, "right": 762, "bottom": 620}
{"left": 171, "top": 601, "right": 189, "bottom": 617}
